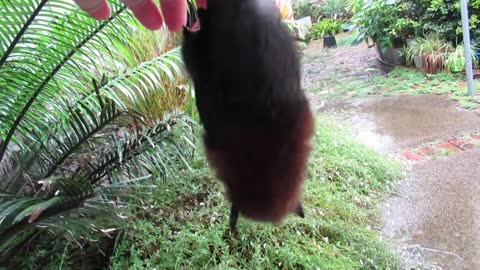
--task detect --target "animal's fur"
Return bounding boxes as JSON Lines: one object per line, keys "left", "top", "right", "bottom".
{"left": 182, "top": 0, "right": 314, "bottom": 228}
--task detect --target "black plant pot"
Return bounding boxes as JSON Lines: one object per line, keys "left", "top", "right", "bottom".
{"left": 323, "top": 35, "right": 337, "bottom": 48}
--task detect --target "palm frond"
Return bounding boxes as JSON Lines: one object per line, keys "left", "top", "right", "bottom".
{"left": 0, "top": 0, "right": 49, "bottom": 67}
{"left": 41, "top": 85, "right": 123, "bottom": 178}
{"left": 98, "top": 47, "right": 185, "bottom": 109}
{"left": 0, "top": 0, "right": 129, "bottom": 162}
{"left": 0, "top": 177, "right": 94, "bottom": 245}
{"left": 81, "top": 112, "right": 195, "bottom": 185}
{"left": 0, "top": 0, "right": 197, "bottom": 265}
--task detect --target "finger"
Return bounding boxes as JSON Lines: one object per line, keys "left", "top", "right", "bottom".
{"left": 74, "top": 0, "right": 111, "bottom": 20}
{"left": 122, "top": 0, "right": 163, "bottom": 30}
{"left": 160, "top": 0, "right": 187, "bottom": 32}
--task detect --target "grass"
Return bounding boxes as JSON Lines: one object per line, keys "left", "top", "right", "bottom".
{"left": 312, "top": 66, "right": 480, "bottom": 109}
{"left": 337, "top": 30, "right": 360, "bottom": 47}
{"left": 304, "top": 30, "right": 480, "bottom": 109}
{"left": 110, "top": 117, "right": 404, "bottom": 269}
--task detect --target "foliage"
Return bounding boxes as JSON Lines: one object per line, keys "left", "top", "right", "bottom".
{"left": 111, "top": 24, "right": 196, "bottom": 123}
{"left": 413, "top": 0, "right": 480, "bottom": 45}
{"left": 124, "top": 77, "right": 195, "bottom": 126}
{"left": 445, "top": 44, "right": 479, "bottom": 73}
{"left": 402, "top": 34, "right": 473, "bottom": 73}
{"left": 81, "top": 15, "right": 196, "bottom": 123}
{"left": 474, "top": 36, "right": 480, "bottom": 50}
{"left": 292, "top": 0, "right": 323, "bottom": 22}
{"left": 308, "top": 18, "right": 343, "bottom": 40}
{"left": 347, "top": 0, "right": 365, "bottom": 15}
{"left": 0, "top": 0, "right": 195, "bottom": 266}
{"left": 415, "top": 34, "right": 453, "bottom": 73}
{"left": 351, "top": 0, "right": 480, "bottom": 48}
{"left": 109, "top": 117, "right": 403, "bottom": 269}
{"left": 351, "top": 0, "right": 419, "bottom": 49}
{"left": 396, "top": 34, "right": 450, "bottom": 72}
{"left": 320, "top": 0, "right": 350, "bottom": 19}
{"left": 293, "top": 0, "right": 352, "bottom": 21}
{"left": 376, "top": 0, "right": 480, "bottom": 45}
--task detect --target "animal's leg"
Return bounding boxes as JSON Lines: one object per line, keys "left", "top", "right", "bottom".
{"left": 294, "top": 202, "right": 305, "bottom": 218}
{"left": 229, "top": 204, "right": 239, "bottom": 231}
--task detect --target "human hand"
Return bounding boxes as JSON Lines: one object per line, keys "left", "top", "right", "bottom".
{"left": 74, "top": 0, "right": 201, "bottom": 32}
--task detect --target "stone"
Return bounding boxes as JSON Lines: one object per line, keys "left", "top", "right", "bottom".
{"left": 400, "top": 150, "right": 426, "bottom": 162}
{"left": 448, "top": 139, "right": 465, "bottom": 147}
{"left": 470, "top": 133, "right": 480, "bottom": 140}
{"left": 418, "top": 146, "right": 436, "bottom": 156}
{"left": 437, "top": 142, "right": 462, "bottom": 153}
{"left": 462, "top": 143, "right": 477, "bottom": 150}
{"left": 295, "top": 16, "right": 312, "bottom": 41}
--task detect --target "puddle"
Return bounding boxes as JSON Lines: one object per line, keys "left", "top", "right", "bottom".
{"left": 318, "top": 99, "right": 397, "bottom": 154}
{"left": 318, "top": 94, "right": 480, "bottom": 152}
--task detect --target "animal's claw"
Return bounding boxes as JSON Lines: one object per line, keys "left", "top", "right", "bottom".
{"left": 229, "top": 204, "right": 239, "bottom": 231}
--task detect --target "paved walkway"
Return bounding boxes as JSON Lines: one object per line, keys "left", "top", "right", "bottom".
{"left": 384, "top": 150, "right": 480, "bottom": 269}
{"left": 305, "top": 42, "right": 480, "bottom": 269}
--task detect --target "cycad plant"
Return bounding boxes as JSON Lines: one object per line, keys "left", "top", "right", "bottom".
{"left": 0, "top": 0, "right": 195, "bottom": 265}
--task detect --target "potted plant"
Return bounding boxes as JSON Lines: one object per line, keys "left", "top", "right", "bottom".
{"left": 445, "top": 44, "right": 478, "bottom": 73}
{"left": 417, "top": 34, "right": 453, "bottom": 73}
{"left": 307, "top": 18, "right": 342, "bottom": 48}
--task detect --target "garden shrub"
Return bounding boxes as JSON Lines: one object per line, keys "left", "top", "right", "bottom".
{"left": 351, "top": 0, "right": 419, "bottom": 48}
{"left": 293, "top": 0, "right": 352, "bottom": 22}
{"left": 320, "top": 0, "right": 350, "bottom": 19}
{"left": 352, "top": 0, "right": 480, "bottom": 49}
{"left": 415, "top": 0, "right": 480, "bottom": 45}
{"left": 308, "top": 18, "right": 343, "bottom": 41}
{"left": 292, "top": 0, "right": 324, "bottom": 22}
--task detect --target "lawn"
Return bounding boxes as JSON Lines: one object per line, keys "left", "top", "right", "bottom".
{"left": 310, "top": 35, "right": 480, "bottom": 110}
{"left": 109, "top": 117, "right": 404, "bottom": 269}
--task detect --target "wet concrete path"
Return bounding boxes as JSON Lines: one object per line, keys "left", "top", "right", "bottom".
{"left": 384, "top": 149, "right": 480, "bottom": 269}
{"left": 317, "top": 94, "right": 480, "bottom": 269}
{"left": 304, "top": 41, "right": 480, "bottom": 269}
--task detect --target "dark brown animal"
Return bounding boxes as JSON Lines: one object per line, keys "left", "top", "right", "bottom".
{"left": 182, "top": 0, "right": 314, "bottom": 230}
